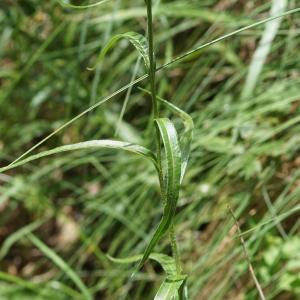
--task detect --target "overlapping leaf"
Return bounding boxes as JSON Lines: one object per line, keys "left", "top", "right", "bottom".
{"left": 157, "top": 98, "right": 193, "bottom": 182}
{"left": 0, "top": 140, "right": 157, "bottom": 173}
{"left": 154, "top": 278, "right": 188, "bottom": 300}
{"left": 139, "top": 88, "right": 194, "bottom": 182}
{"left": 135, "top": 118, "right": 181, "bottom": 272}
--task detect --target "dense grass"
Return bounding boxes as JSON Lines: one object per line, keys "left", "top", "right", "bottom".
{"left": 1, "top": 0, "right": 300, "bottom": 299}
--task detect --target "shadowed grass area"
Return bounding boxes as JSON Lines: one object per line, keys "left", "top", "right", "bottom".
{"left": 1, "top": 0, "right": 300, "bottom": 299}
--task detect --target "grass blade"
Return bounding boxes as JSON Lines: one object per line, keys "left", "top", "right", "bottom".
{"left": 161, "top": 7, "right": 300, "bottom": 70}
{"left": 115, "top": 58, "right": 142, "bottom": 136}
{"left": 0, "top": 140, "right": 157, "bottom": 173}
{"left": 242, "top": 0, "right": 287, "bottom": 99}
{"left": 228, "top": 206, "right": 266, "bottom": 300}
{"left": 6, "top": 74, "right": 148, "bottom": 167}
{"left": 0, "top": 219, "right": 46, "bottom": 260}
{"left": 27, "top": 233, "right": 92, "bottom": 300}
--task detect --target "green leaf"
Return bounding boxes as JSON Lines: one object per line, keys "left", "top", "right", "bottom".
{"left": 139, "top": 88, "right": 194, "bottom": 182}
{"left": 154, "top": 278, "right": 187, "bottom": 300}
{"left": 91, "top": 32, "right": 150, "bottom": 70}
{"left": 27, "top": 234, "right": 92, "bottom": 300}
{"left": 108, "top": 253, "right": 177, "bottom": 278}
{"left": 156, "top": 97, "right": 193, "bottom": 183}
{"left": 56, "top": 0, "right": 111, "bottom": 9}
{"left": 0, "top": 140, "right": 157, "bottom": 173}
{"left": 108, "top": 253, "right": 187, "bottom": 300}
{"left": 135, "top": 118, "right": 181, "bottom": 273}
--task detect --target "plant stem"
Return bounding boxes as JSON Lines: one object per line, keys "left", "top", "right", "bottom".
{"left": 145, "top": 0, "right": 158, "bottom": 119}
{"left": 145, "top": 0, "right": 182, "bottom": 275}
{"left": 169, "top": 221, "right": 182, "bottom": 274}
{"left": 145, "top": 0, "right": 162, "bottom": 179}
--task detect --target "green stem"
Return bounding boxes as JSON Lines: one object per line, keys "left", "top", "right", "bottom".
{"left": 146, "top": 0, "right": 158, "bottom": 118}
{"left": 169, "top": 222, "right": 182, "bottom": 275}
{"left": 145, "top": 0, "right": 182, "bottom": 275}
{"left": 145, "top": 0, "right": 162, "bottom": 178}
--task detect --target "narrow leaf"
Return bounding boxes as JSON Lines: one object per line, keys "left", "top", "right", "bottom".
{"left": 139, "top": 88, "right": 194, "bottom": 182}
{"left": 135, "top": 118, "right": 181, "bottom": 273}
{"left": 27, "top": 234, "right": 92, "bottom": 300}
{"left": 241, "top": 0, "right": 287, "bottom": 99}
{"left": 91, "top": 32, "right": 150, "bottom": 70}
{"left": 0, "top": 140, "right": 157, "bottom": 173}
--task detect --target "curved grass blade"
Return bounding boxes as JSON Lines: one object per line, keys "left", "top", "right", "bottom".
{"left": 0, "top": 219, "right": 47, "bottom": 260}
{"left": 27, "top": 233, "right": 92, "bottom": 300}
{"left": 108, "top": 253, "right": 187, "bottom": 299}
{"left": 108, "top": 253, "right": 178, "bottom": 278}
{"left": 139, "top": 88, "right": 194, "bottom": 182}
{"left": 91, "top": 32, "right": 150, "bottom": 70}
{"left": 0, "top": 140, "right": 157, "bottom": 173}
{"left": 134, "top": 118, "right": 181, "bottom": 274}
{"left": 56, "top": 0, "right": 111, "bottom": 9}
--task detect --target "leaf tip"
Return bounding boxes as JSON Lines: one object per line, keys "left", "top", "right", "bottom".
{"left": 86, "top": 66, "right": 95, "bottom": 71}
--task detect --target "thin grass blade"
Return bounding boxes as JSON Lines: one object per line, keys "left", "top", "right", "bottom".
{"left": 242, "top": 0, "right": 287, "bottom": 99}
{"left": 0, "top": 140, "right": 157, "bottom": 173}
{"left": 0, "top": 219, "right": 46, "bottom": 260}
{"left": 27, "top": 233, "right": 92, "bottom": 300}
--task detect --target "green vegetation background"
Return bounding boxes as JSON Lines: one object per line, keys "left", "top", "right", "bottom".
{"left": 0, "top": 0, "right": 300, "bottom": 299}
